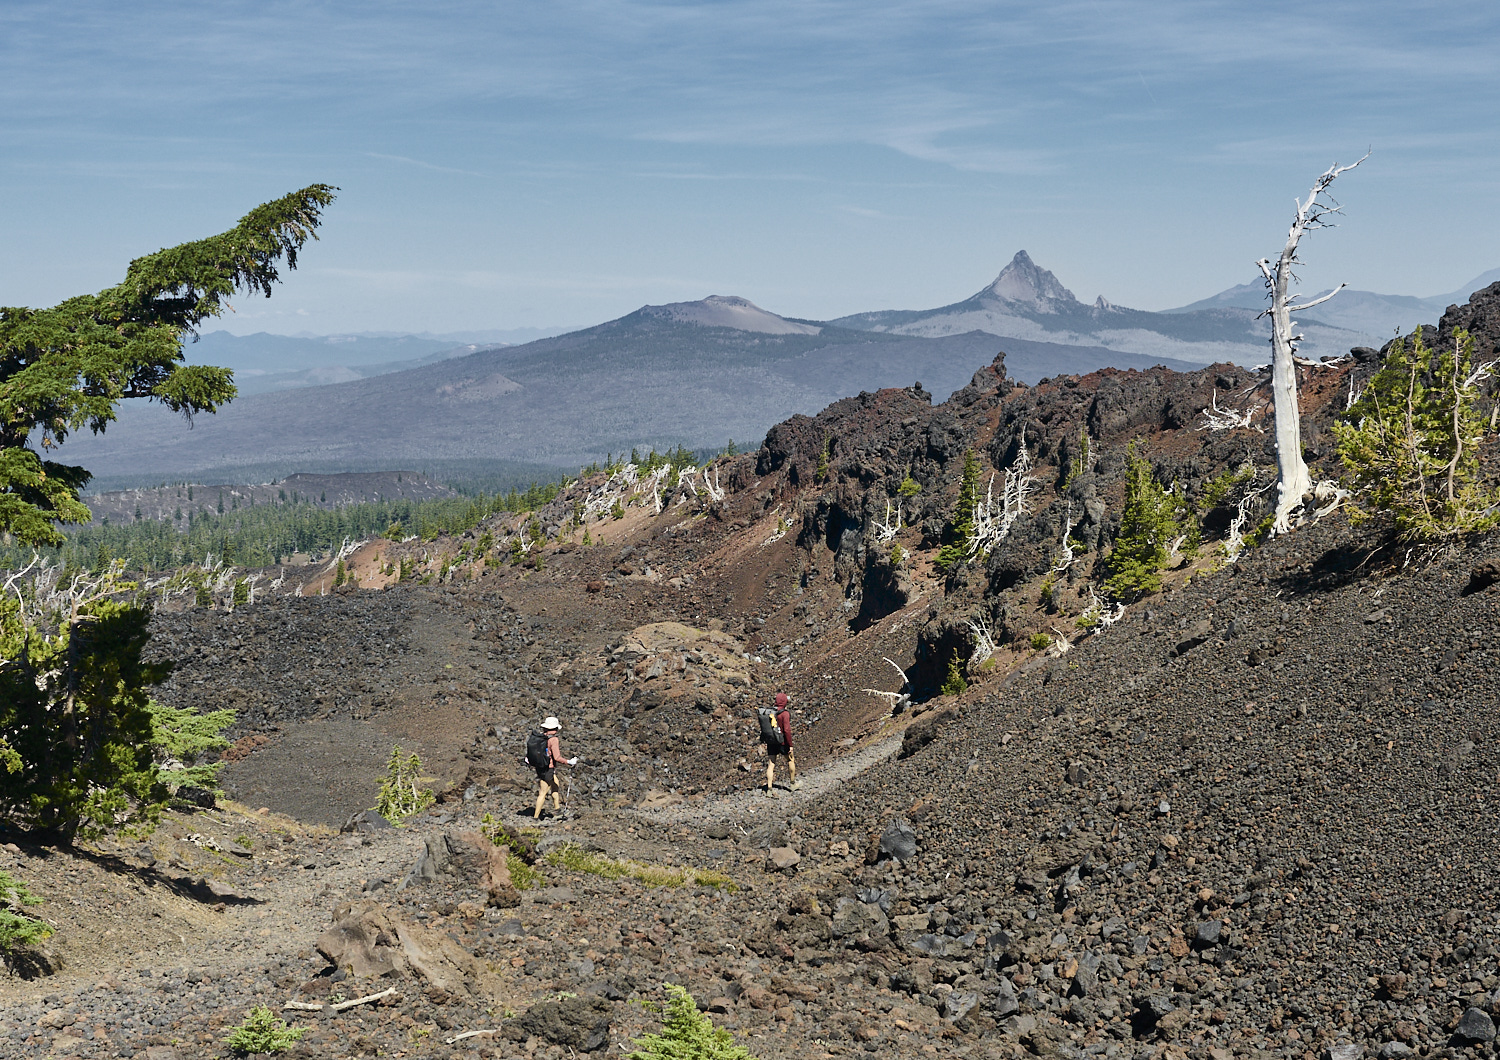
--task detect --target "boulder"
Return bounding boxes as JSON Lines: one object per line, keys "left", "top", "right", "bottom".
{"left": 317, "top": 900, "right": 483, "bottom": 995}
{"left": 1455, "top": 1007, "right": 1496, "bottom": 1044}
{"left": 767, "top": 846, "right": 801, "bottom": 871}
{"left": 830, "top": 897, "right": 890, "bottom": 945}
{"left": 877, "top": 817, "right": 918, "bottom": 862}
{"left": 507, "top": 996, "right": 613, "bottom": 1051}
{"left": 341, "top": 809, "right": 392, "bottom": 834}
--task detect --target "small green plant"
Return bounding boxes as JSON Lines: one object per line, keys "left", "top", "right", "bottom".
{"left": 627, "top": 983, "right": 757, "bottom": 1060}
{"left": 333, "top": 559, "right": 347, "bottom": 587}
{"left": 897, "top": 474, "right": 921, "bottom": 497}
{"left": 231, "top": 578, "right": 249, "bottom": 606}
{"left": 223, "top": 1005, "right": 304, "bottom": 1055}
{"left": 1039, "top": 577, "right": 1055, "bottom": 608}
{"left": 1029, "top": 632, "right": 1052, "bottom": 651}
{"left": 889, "top": 542, "right": 905, "bottom": 567}
{"left": 545, "top": 843, "right": 736, "bottom": 891}
{"left": 815, "top": 434, "right": 831, "bottom": 483}
{"left": 938, "top": 648, "right": 968, "bottom": 697}
{"left": 611, "top": 500, "right": 625, "bottom": 520}
{"left": 195, "top": 585, "right": 213, "bottom": 607}
{"left": 375, "top": 745, "right": 434, "bottom": 824}
{"left": 0, "top": 871, "right": 53, "bottom": 953}
{"left": 582, "top": 528, "right": 593, "bottom": 546}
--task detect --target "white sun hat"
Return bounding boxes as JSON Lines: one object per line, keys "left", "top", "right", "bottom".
{"left": 542, "top": 716, "right": 561, "bottom": 730}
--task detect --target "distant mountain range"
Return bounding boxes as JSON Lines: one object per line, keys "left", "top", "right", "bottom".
{"left": 832, "top": 251, "right": 1372, "bottom": 364}
{"left": 59, "top": 295, "right": 1196, "bottom": 487}
{"left": 58, "top": 254, "right": 1498, "bottom": 489}
{"left": 1163, "top": 266, "right": 1500, "bottom": 340}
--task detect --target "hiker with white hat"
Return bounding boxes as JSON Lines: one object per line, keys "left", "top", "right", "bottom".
{"left": 526, "top": 715, "right": 578, "bottom": 820}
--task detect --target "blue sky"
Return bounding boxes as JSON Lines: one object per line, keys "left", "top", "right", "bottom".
{"left": 3, "top": 1, "right": 1498, "bottom": 335}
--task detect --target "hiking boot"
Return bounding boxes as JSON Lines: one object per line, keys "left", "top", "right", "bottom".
{"left": 791, "top": 780, "right": 803, "bottom": 790}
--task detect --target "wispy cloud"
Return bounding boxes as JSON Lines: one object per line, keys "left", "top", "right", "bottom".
{"left": 365, "top": 153, "right": 485, "bottom": 177}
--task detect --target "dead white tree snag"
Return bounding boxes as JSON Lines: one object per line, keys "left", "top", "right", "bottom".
{"left": 1256, "top": 154, "right": 1366, "bottom": 534}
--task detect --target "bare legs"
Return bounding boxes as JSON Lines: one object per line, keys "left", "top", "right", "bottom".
{"left": 766, "top": 752, "right": 797, "bottom": 793}
{"left": 534, "top": 776, "right": 561, "bottom": 818}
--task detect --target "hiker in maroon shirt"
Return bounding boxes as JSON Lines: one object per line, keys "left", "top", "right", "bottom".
{"left": 765, "top": 692, "right": 798, "bottom": 793}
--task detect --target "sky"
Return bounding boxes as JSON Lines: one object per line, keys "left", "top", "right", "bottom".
{"left": 3, "top": 1, "right": 1499, "bottom": 336}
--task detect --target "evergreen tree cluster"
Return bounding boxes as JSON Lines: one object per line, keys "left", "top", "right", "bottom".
{"left": 0, "top": 479, "right": 569, "bottom": 573}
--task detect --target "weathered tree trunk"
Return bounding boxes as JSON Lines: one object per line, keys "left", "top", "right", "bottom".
{"left": 1257, "top": 155, "right": 1366, "bottom": 534}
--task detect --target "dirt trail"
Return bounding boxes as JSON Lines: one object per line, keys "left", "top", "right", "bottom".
{"left": 634, "top": 735, "right": 902, "bottom": 826}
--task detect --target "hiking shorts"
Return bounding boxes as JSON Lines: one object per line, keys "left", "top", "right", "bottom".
{"left": 765, "top": 740, "right": 792, "bottom": 762}
{"left": 535, "top": 768, "right": 559, "bottom": 789}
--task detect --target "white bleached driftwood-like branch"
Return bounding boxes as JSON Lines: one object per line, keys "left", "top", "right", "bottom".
{"left": 1079, "top": 586, "right": 1125, "bottom": 632}
{"left": 968, "top": 615, "right": 998, "bottom": 667}
{"left": 968, "top": 430, "right": 1039, "bottom": 559}
{"left": 873, "top": 499, "right": 903, "bottom": 543}
{"left": 1197, "top": 388, "right": 1263, "bottom": 432}
{"left": 861, "top": 657, "right": 912, "bottom": 715}
{"left": 1052, "top": 503, "right": 1079, "bottom": 574}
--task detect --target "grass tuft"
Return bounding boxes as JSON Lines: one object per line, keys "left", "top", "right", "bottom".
{"left": 544, "top": 843, "right": 736, "bottom": 891}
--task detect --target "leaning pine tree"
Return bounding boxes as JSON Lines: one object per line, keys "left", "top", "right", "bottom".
{"left": 1332, "top": 327, "right": 1500, "bottom": 543}
{"left": 0, "top": 185, "right": 336, "bottom": 842}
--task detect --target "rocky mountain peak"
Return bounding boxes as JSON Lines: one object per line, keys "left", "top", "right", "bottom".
{"left": 980, "top": 249, "right": 1078, "bottom": 306}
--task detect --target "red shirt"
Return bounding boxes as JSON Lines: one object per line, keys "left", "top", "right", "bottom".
{"left": 775, "top": 708, "right": 793, "bottom": 750}
{"left": 546, "top": 734, "right": 563, "bottom": 768}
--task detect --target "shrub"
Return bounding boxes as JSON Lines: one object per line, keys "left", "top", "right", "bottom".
{"left": 374, "top": 746, "right": 433, "bottom": 824}
{"left": 0, "top": 872, "right": 53, "bottom": 953}
{"left": 1029, "top": 632, "right": 1052, "bottom": 651}
{"left": 627, "top": 983, "right": 757, "bottom": 1060}
{"left": 147, "top": 699, "right": 236, "bottom": 792}
{"left": 0, "top": 563, "right": 173, "bottom": 842}
{"left": 1334, "top": 328, "right": 1500, "bottom": 542}
{"left": 223, "top": 1005, "right": 304, "bottom": 1055}
{"left": 816, "top": 434, "right": 831, "bottom": 483}
{"left": 889, "top": 542, "right": 905, "bottom": 567}
{"left": 897, "top": 475, "right": 921, "bottom": 497}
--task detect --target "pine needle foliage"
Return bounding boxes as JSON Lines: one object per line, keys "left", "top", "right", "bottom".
{"left": 936, "top": 450, "right": 981, "bottom": 572}
{"left": 938, "top": 648, "right": 968, "bottom": 697}
{"left": 0, "top": 563, "right": 172, "bottom": 842}
{"left": 626, "top": 983, "right": 758, "bottom": 1060}
{"left": 0, "top": 871, "right": 53, "bottom": 952}
{"left": 1103, "top": 443, "right": 1186, "bottom": 600}
{"left": 223, "top": 1005, "right": 304, "bottom": 1055}
{"left": 375, "top": 746, "right": 434, "bottom": 824}
{"left": 0, "top": 186, "right": 336, "bottom": 549}
{"left": 1333, "top": 328, "right": 1500, "bottom": 543}
{"left": 146, "top": 699, "right": 236, "bottom": 791}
